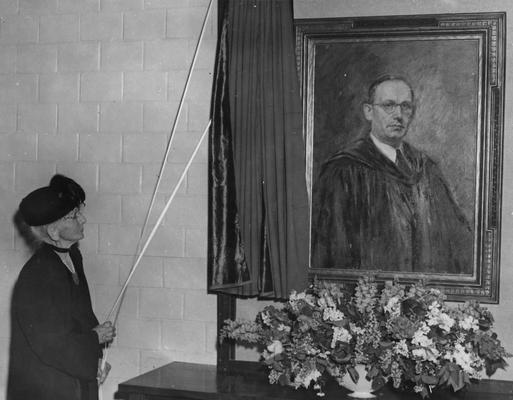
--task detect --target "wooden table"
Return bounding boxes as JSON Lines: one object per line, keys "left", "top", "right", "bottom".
{"left": 116, "top": 362, "right": 513, "bottom": 400}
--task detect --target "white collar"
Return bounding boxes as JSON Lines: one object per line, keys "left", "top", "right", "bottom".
{"left": 370, "top": 134, "right": 399, "bottom": 163}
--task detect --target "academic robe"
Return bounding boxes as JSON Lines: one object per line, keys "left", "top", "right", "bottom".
{"left": 8, "top": 242, "right": 101, "bottom": 400}
{"left": 311, "top": 136, "right": 473, "bottom": 273}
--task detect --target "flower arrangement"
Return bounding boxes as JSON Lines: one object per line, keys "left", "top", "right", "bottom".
{"left": 220, "top": 277, "right": 510, "bottom": 398}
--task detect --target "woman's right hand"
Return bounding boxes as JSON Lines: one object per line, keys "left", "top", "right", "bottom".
{"left": 93, "top": 321, "right": 116, "bottom": 344}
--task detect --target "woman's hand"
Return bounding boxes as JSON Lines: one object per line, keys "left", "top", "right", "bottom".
{"left": 93, "top": 321, "right": 116, "bottom": 344}
{"left": 97, "top": 360, "right": 111, "bottom": 385}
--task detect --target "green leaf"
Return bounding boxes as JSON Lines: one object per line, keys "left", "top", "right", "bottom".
{"left": 371, "top": 375, "right": 386, "bottom": 391}
{"left": 421, "top": 374, "right": 438, "bottom": 385}
{"left": 420, "top": 386, "right": 429, "bottom": 398}
{"left": 347, "top": 366, "right": 359, "bottom": 384}
{"left": 448, "top": 370, "right": 466, "bottom": 392}
{"left": 367, "top": 366, "right": 380, "bottom": 379}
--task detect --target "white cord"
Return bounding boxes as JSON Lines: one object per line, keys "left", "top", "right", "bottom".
{"left": 98, "top": 1, "right": 213, "bottom": 397}
{"left": 136, "top": 0, "right": 214, "bottom": 260}
{"left": 107, "top": 120, "right": 211, "bottom": 324}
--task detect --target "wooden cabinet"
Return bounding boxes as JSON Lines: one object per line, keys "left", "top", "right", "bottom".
{"left": 116, "top": 362, "right": 512, "bottom": 400}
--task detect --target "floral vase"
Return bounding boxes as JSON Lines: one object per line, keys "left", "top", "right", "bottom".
{"left": 340, "top": 364, "right": 376, "bottom": 398}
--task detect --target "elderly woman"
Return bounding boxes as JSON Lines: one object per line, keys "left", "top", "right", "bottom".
{"left": 8, "top": 174, "right": 116, "bottom": 400}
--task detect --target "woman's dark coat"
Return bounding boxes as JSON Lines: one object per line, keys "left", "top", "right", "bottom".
{"left": 8, "top": 243, "right": 101, "bottom": 400}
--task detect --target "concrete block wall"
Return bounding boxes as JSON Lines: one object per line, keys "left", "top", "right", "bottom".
{"left": 0, "top": 1, "right": 217, "bottom": 399}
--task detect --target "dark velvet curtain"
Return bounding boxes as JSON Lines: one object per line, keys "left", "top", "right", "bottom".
{"left": 208, "top": 0, "right": 309, "bottom": 299}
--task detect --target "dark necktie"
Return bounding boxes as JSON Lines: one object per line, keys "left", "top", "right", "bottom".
{"left": 396, "top": 149, "right": 411, "bottom": 174}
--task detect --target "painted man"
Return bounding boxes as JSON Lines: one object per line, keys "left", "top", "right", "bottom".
{"left": 311, "top": 75, "right": 472, "bottom": 273}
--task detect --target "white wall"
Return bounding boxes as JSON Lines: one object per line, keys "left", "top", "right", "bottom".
{"left": 0, "top": 1, "right": 217, "bottom": 399}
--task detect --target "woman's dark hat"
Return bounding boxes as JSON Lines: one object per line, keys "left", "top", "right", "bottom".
{"left": 18, "top": 174, "right": 85, "bottom": 226}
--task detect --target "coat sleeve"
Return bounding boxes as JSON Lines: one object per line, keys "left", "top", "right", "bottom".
{"left": 311, "top": 161, "right": 359, "bottom": 269}
{"left": 13, "top": 262, "right": 101, "bottom": 381}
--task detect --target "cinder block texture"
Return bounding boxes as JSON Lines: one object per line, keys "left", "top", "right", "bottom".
{"left": 121, "top": 193, "right": 167, "bottom": 225}
{"left": 0, "top": 0, "right": 18, "bottom": 15}
{"left": 99, "top": 163, "right": 141, "bottom": 193}
{"left": 124, "top": 72, "right": 167, "bottom": 101}
{"left": 40, "top": 14, "right": 80, "bottom": 43}
{"left": 101, "top": 0, "right": 143, "bottom": 12}
{"left": 0, "top": 4, "right": 218, "bottom": 399}
{"left": 94, "top": 285, "right": 138, "bottom": 317}
{"left": 58, "top": 0, "right": 100, "bottom": 14}
{"left": 144, "top": 39, "right": 190, "bottom": 70}
{"left": 83, "top": 193, "right": 122, "bottom": 224}
{"left": 37, "top": 133, "right": 78, "bottom": 162}
{"left": 14, "top": 161, "right": 56, "bottom": 192}
{"left": 0, "top": 46, "right": 16, "bottom": 73}
{"left": 0, "top": 162, "right": 14, "bottom": 192}
{"left": 0, "top": 75, "right": 38, "bottom": 103}
{"left": 166, "top": 7, "right": 207, "bottom": 39}
{"left": 163, "top": 257, "right": 206, "bottom": 290}
{"left": 123, "top": 134, "right": 167, "bottom": 163}
{"left": 164, "top": 195, "right": 206, "bottom": 227}
{"left": 80, "top": 13, "right": 123, "bottom": 41}
{"left": 184, "top": 291, "right": 216, "bottom": 322}
{"left": 0, "top": 15, "right": 38, "bottom": 43}
{"left": 58, "top": 104, "right": 99, "bottom": 133}
{"left": 39, "top": 73, "right": 79, "bottom": 103}
{"left": 81, "top": 72, "right": 123, "bottom": 102}
{"left": 58, "top": 43, "right": 99, "bottom": 72}
{"left": 19, "top": 0, "right": 58, "bottom": 15}
{"left": 119, "top": 255, "right": 164, "bottom": 287}
{"left": 101, "top": 41, "right": 143, "bottom": 71}
{"left": 124, "top": 10, "right": 166, "bottom": 40}
{"left": 99, "top": 224, "right": 141, "bottom": 255}
{"left": 117, "top": 318, "right": 161, "bottom": 349}
{"left": 18, "top": 104, "right": 57, "bottom": 133}
{"left": 0, "top": 105, "right": 17, "bottom": 133}
{"left": 79, "top": 134, "right": 122, "bottom": 162}
{"left": 143, "top": 102, "right": 181, "bottom": 132}
{"left": 0, "top": 134, "right": 37, "bottom": 161}
{"left": 17, "top": 45, "right": 57, "bottom": 73}
{"left": 142, "top": 163, "right": 187, "bottom": 195}
{"left": 83, "top": 252, "right": 121, "bottom": 286}
{"left": 140, "top": 288, "right": 183, "bottom": 319}
{"left": 162, "top": 320, "right": 206, "bottom": 352}
{"left": 99, "top": 102, "right": 143, "bottom": 132}
{"left": 56, "top": 162, "right": 98, "bottom": 193}
{"left": 145, "top": 0, "right": 188, "bottom": 8}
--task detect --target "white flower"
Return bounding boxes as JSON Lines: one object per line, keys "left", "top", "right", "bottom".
{"left": 293, "top": 367, "right": 322, "bottom": 389}
{"left": 277, "top": 323, "right": 291, "bottom": 332}
{"left": 414, "top": 385, "right": 424, "bottom": 393}
{"left": 289, "top": 290, "right": 316, "bottom": 311}
{"left": 394, "top": 339, "right": 409, "bottom": 357}
{"left": 459, "top": 315, "right": 479, "bottom": 331}
{"left": 350, "top": 323, "right": 365, "bottom": 335}
{"left": 412, "top": 346, "right": 439, "bottom": 362}
{"left": 261, "top": 312, "right": 271, "bottom": 326}
{"left": 265, "top": 340, "right": 283, "bottom": 358}
{"left": 445, "top": 343, "right": 483, "bottom": 378}
{"left": 313, "top": 383, "right": 325, "bottom": 397}
{"left": 427, "top": 303, "right": 455, "bottom": 332}
{"left": 331, "top": 326, "right": 352, "bottom": 348}
{"left": 384, "top": 297, "right": 401, "bottom": 315}
{"left": 323, "top": 307, "right": 345, "bottom": 322}
{"left": 412, "top": 325, "right": 433, "bottom": 347}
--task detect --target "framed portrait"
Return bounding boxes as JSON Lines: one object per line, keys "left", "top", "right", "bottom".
{"left": 296, "top": 13, "right": 506, "bottom": 302}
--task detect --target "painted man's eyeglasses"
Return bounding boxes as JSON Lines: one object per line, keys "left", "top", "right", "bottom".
{"left": 372, "top": 101, "right": 414, "bottom": 115}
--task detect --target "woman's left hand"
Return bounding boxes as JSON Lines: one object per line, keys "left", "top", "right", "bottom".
{"left": 97, "top": 360, "right": 111, "bottom": 385}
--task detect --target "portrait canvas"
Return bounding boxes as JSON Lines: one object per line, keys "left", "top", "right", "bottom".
{"left": 296, "top": 13, "right": 505, "bottom": 302}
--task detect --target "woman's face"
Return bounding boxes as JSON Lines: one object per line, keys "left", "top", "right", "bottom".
{"left": 51, "top": 205, "right": 87, "bottom": 247}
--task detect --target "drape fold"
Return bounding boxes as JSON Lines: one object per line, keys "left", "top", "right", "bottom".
{"left": 208, "top": 0, "right": 309, "bottom": 299}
